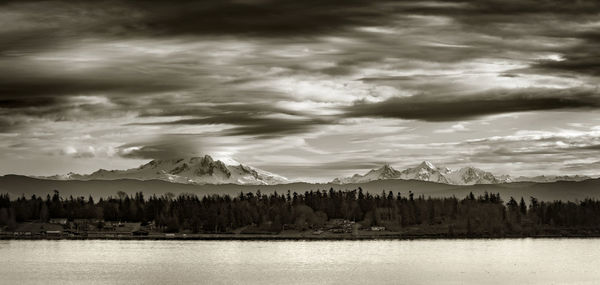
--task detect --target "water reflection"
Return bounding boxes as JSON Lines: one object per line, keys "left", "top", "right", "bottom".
{"left": 0, "top": 239, "right": 598, "bottom": 284}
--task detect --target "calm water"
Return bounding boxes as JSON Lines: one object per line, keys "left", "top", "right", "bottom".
{"left": 0, "top": 239, "right": 599, "bottom": 284}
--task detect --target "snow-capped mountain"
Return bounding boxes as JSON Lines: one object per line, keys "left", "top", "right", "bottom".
{"left": 331, "top": 164, "right": 401, "bottom": 184}
{"left": 397, "top": 161, "right": 452, "bottom": 184}
{"left": 44, "top": 155, "right": 289, "bottom": 185}
{"left": 331, "top": 161, "right": 511, "bottom": 185}
{"left": 443, "top": 166, "right": 510, "bottom": 185}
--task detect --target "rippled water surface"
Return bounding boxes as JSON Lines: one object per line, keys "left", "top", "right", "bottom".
{"left": 1, "top": 239, "right": 599, "bottom": 284}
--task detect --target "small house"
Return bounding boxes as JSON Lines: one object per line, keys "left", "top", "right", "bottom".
{"left": 115, "top": 222, "right": 142, "bottom": 236}
{"left": 49, "top": 218, "right": 68, "bottom": 225}
{"left": 46, "top": 230, "right": 62, "bottom": 236}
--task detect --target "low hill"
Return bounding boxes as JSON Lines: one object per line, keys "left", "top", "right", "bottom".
{"left": 1, "top": 175, "right": 599, "bottom": 202}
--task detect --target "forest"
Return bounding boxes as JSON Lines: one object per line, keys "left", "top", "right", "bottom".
{"left": 2, "top": 188, "right": 600, "bottom": 237}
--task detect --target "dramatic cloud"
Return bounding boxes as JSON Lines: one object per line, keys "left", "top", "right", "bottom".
{"left": 1, "top": 0, "right": 599, "bottom": 179}
{"left": 345, "top": 88, "right": 600, "bottom": 122}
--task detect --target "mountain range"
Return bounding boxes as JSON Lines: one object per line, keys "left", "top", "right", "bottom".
{"left": 36, "top": 156, "right": 592, "bottom": 186}
{"left": 331, "top": 161, "right": 590, "bottom": 185}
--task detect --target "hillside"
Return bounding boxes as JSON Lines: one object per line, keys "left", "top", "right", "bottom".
{"left": 1, "top": 175, "right": 599, "bottom": 202}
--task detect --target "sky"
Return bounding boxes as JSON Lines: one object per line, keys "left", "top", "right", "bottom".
{"left": 0, "top": 0, "right": 599, "bottom": 182}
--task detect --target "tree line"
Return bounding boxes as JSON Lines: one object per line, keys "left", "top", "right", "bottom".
{"left": 1, "top": 188, "right": 600, "bottom": 235}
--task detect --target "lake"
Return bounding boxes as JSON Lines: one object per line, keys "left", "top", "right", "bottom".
{"left": 0, "top": 239, "right": 598, "bottom": 284}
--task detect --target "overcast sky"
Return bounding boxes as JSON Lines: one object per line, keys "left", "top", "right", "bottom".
{"left": 1, "top": 0, "right": 599, "bottom": 181}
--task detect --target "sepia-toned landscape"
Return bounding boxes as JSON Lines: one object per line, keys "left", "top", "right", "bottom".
{"left": 1, "top": 0, "right": 600, "bottom": 284}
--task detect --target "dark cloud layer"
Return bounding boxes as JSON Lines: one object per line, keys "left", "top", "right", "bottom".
{"left": 0, "top": 73, "right": 188, "bottom": 98}
{"left": 132, "top": 0, "right": 388, "bottom": 37}
{"left": 117, "top": 135, "right": 205, "bottom": 160}
{"left": 345, "top": 88, "right": 600, "bottom": 122}
{"left": 137, "top": 103, "right": 334, "bottom": 138}
{"left": 5, "top": 0, "right": 597, "bottom": 37}
{"left": 0, "top": 97, "right": 61, "bottom": 109}
{"left": 161, "top": 117, "right": 330, "bottom": 137}
{"left": 0, "top": 0, "right": 390, "bottom": 42}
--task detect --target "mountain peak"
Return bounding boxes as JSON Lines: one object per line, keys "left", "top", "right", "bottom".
{"left": 379, "top": 163, "right": 396, "bottom": 172}
{"left": 376, "top": 164, "right": 400, "bottom": 177}
{"left": 418, "top": 161, "right": 437, "bottom": 170}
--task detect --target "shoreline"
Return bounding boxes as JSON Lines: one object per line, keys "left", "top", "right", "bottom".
{"left": 3, "top": 233, "right": 600, "bottom": 241}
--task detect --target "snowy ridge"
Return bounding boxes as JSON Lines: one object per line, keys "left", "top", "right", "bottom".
{"left": 331, "top": 164, "right": 401, "bottom": 184}
{"left": 331, "top": 161, "right": 512, "bottom": 185}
